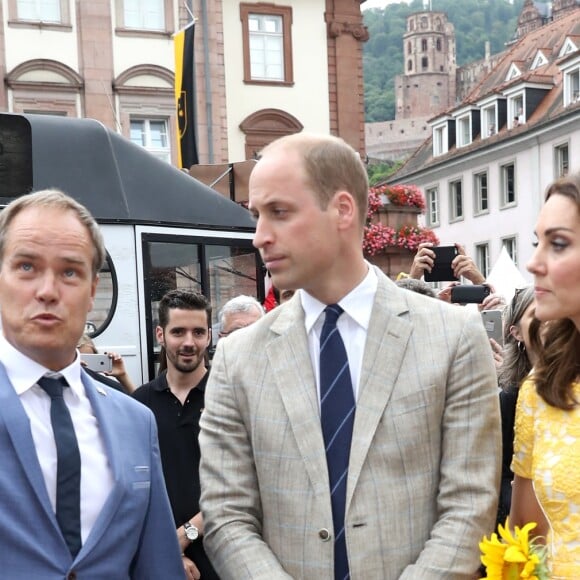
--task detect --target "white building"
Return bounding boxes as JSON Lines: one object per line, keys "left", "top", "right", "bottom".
{"left": 389, "top": 8, "right": 580, "bottom": 283}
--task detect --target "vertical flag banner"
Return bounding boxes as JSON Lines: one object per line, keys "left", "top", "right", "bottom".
{"left": 174, "top": 22, "right": 199, "bottom": 168}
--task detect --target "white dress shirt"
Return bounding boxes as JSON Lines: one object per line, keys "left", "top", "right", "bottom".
{"left": 301, "top": 264, "right": 378, "bottom": 405}
{"left": 0, "top": 334, "right": 114, "bottom": 544}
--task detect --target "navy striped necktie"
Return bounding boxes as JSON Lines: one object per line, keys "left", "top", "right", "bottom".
{"left": 320, "top": 304, "right": 355, "bottom": 580}
{"left": 38, "top": 375, "right": 82, "bottom": 558}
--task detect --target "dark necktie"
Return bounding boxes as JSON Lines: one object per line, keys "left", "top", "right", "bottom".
{"left": 38, "top": 375, "right": 82, "bottom": 558}
{"left": 319, "top": 305, "right": 355, "bottom": 580}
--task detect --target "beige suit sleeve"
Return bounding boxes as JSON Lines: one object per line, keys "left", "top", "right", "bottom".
{"left": 199, "top": 340, "right": 293, "bottom": 580}
{"left": 399, "top": 310, "right": 501, "bottom": 579}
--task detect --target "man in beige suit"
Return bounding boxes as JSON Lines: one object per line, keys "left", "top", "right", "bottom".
{"left": 199, "top": 133, "right": 500, "bottom": 579}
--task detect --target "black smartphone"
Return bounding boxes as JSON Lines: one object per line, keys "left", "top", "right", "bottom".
{"left": 424, "top": 245, "right": 459, "bottom": 282}
{"left": 451, "top": 284, "right": 491, "bottom": 304}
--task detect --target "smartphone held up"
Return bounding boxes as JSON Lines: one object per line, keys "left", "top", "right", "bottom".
{"left": 450, "top": 284, "right": 491, "bottom": 304}
{"left": 423, "top": 245, "right": 459, "bottom": 283}
{"left": 81, "top": 353, "right": 113, "bottom": 373}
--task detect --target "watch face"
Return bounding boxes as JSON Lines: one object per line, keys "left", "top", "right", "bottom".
{"left": 185, "top": 525, "right": 198, "bottom": 541}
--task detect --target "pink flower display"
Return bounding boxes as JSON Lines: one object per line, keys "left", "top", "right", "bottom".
{"left": 363, "top": 184, "right": 439, "bottom": 256}
{"left": 369, "top": 184, "right": 426, "bottom": 211}
{"left": 363, "top": 223, "right": 439, "bottom": 256}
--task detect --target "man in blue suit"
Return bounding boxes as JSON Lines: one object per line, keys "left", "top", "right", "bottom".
{"left": 0, "top": 189, "right": 185, "bottom": 579}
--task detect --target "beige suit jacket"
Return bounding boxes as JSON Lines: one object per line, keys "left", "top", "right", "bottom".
{"left": 199, "top": 270, "right": 500, "bottom": 579}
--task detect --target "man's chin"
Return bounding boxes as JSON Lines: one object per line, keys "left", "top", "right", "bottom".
{"left": 175, "top": 361, "right": 202, "bottom": 374}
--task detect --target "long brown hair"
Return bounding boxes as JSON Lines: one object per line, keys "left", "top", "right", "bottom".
{"left": 533, "top": 174, "right": 580, "bottom": 409}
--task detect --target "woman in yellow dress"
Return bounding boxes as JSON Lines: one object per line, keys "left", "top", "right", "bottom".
{"left": 510, "top": 173, "right": 580, "bottom": 579}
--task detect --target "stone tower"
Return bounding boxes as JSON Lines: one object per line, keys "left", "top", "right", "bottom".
{"left": 395, "top": 11, "right": 457, "bottom": 120}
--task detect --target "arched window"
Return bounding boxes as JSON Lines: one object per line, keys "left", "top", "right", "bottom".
{"left": 6, "top": 59, "right": 83, "bottom": 116}
{"left": 113, "top": 65, "right": 177, "bottom": 165}
{"left": 239, "top": 109, "right": 303, "bottom": 160}
{"left": 408, "top": 60, "right": 413, "bottom": 72}
{"left": 422, "top": 57, "right": 428, "bottom": 70}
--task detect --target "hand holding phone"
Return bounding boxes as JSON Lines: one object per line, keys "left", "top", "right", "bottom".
{"left": 81, "top": 353, "right": 113, "bottom": 373}
{"left": 481, "top": 310, "right": 503, "bottom": 345}
{"left": 424, "top": 245, "right": 459, "bottom": 282}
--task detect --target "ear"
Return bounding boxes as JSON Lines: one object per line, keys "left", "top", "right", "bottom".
{"left": 509, "top": 324, "right": 523, "bottom": 342}
{"left": 207, "top": 327, "right": 212, "bottom": 347}
{"left": 333, "top": 190, "right": 356, "bottom": 230}
{"left": 155, "top": 326, "right": 165, "bottom": 347}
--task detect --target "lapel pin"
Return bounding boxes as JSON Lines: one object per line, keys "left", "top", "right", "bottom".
{"left": 96, "top": 386, "right": 108, "bottom": 396}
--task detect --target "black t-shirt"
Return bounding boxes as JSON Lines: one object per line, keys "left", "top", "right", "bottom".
{"left": 133, "top": 370, "right": 219, "bottom": 579}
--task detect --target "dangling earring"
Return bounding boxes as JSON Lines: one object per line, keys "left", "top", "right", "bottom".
{"left": 518, "top": 341, "right": 526, "bottom": 353}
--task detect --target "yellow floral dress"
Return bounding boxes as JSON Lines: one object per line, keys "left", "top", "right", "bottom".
{"left": 512, "top": 378, "right": 580, "bottom": 579}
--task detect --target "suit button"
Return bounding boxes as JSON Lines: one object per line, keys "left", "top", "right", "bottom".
{"left": 318, "top": 528, "right": 331, "bottom": 541}
{"left": 67, "top": 572, "right": 77, "bottom": 580}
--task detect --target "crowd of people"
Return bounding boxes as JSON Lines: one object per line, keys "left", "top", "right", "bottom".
{"left": 0, "top": 132, "right": 578, "bottom": 579}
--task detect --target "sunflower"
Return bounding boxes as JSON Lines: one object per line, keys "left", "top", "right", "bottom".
{"left": 479, "top": 518, "right": 549, "bottom": 580}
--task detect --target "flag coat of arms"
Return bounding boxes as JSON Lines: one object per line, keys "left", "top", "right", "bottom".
{"left": 174, "top": 22, "right": 199, "bottom": 168}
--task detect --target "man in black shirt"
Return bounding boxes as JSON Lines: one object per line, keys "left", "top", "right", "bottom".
{"left": 133, "top": 290, "right": 217, "bottom": 580}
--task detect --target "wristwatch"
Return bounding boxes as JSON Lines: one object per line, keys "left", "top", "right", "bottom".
{"left": 183, "top": 521, "right": 199, "bottom": 542}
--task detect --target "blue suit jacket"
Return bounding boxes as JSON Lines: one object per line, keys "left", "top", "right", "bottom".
{"left": 0, "top": 364, "right": 185, "bottom": 579}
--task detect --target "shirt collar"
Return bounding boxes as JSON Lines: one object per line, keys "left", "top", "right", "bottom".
{"left": 0, "top": 333, "right": 84, "bottom": 398}
{"left": 153, "top": 368, "right": 209, "bottom": 393}
{"left": 301, "top": 263, "right": 378, "bottom": 333}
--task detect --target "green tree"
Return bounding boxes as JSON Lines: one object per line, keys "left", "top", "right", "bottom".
{"left": 363, "top": 0, "right": 526, "bottom": 122}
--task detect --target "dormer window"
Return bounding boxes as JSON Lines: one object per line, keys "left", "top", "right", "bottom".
{"left": 508, "top": 93, "right": 525, "bottom": 128}
{"left": 457, "top": 114, "right": 471, "bottom": 147}
{"left": 561, "top": 54, "right": 580, "bottom": 107}
{"left": 452, "top": 106, "right": 480, "bottom": 148}
{"left": 531, "top": 50, "right": 548, "bottom": 70}
{"left": 431, "top": 116, "right": 455, "bottom": 157}
{"left": 476, "top": 94, "right": 507, "bottom": 139}
{"left": 482, "top": 104, "right": 496, "bottom": 137}
{"left": 505, "top": 63, "right": 522, "bottom": 82}
{"left": 503, "top": 80, "right": 552, "bottom": 128}
{"left": 433, "top": 124, "right": 447, "bottom": 156}
{"left": 559, "top": 37, "right": 579, "bottom": 58}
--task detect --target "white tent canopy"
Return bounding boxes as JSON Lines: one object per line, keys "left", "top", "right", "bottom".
{"left": 486, "top": 247, "right": 529, "bottom": 303}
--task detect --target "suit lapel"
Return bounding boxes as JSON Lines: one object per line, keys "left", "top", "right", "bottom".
{"left": 346, "top": 274, "right": 412, "bottom": 508}
{"left": 76, "top": 372, "right": 125, "bottom": 557}
{"left": 0, "top": 365, "right": 58, "bottom": 528}
{"left": 267, "top": 300, "right": 330, "bottom": 492}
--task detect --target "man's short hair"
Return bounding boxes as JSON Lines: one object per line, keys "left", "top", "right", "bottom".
{"left": 158, "top": 289, "right": 212, "bottom": 329}
{"left": 260, "top": 133, "right": 369, "bottom": 230}
{"left": 0, "top": 188, "right": 105, "bottom": 277}
{"left": 218, "top": 295, "right": 264, "bottom": 327}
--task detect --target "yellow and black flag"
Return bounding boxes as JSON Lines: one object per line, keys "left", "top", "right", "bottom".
{"left": 174, "top": 22, "right": 199, "bottom": 169}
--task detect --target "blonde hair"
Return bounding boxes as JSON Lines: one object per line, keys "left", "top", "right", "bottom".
{"left": 0, "top": 189, "right": 105, "bottom": 277}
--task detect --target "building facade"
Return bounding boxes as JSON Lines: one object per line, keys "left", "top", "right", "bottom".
{"left": 389, "top": 8, "right": 580, "bottom": 283}
{"left": 0, "top": 0, "right": 368, "bottom": 169}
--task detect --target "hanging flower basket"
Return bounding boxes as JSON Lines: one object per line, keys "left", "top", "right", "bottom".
{"left": 370, "top": 184, "right": 426, "bottom": 211}
{"left": 363, "top": 223, "right": 439, "bottom": 256}
{"left": 364, "top": 183, "right": 438, "bottom": 256}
